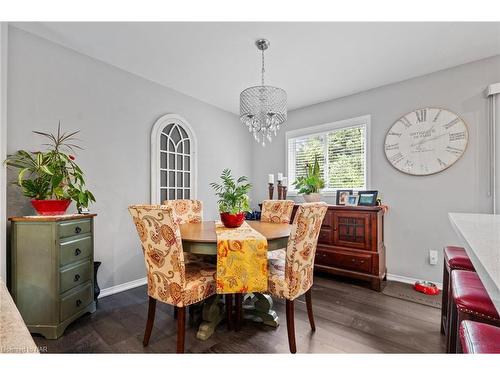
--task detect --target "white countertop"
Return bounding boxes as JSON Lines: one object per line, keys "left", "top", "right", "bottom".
{"left": 449, "top": 213, "right": 500, "bottom": 314}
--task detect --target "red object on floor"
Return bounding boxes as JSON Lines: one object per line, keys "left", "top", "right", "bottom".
{"left": 31, "top": 199, "right": 71, "bottom": 215}
{"left": 460, "top": 320, "right": 500, "bottom": 353}
{"left": 414, "top": 281, "right": 440, "bottom": 295}
{"left": 445, "top": 246, "right": 475, "bottom": 271}
{"left": 220, "top": 212, "right": 245, "bottom": 228}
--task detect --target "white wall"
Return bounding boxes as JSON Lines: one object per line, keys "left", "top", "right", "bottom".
{"left": 252, "top": 55, "right": 500, "bottom": 284}
{"left": 0, "top": 23, "right": 7, "bottom": 281}
{"left": 6, "top": 27, "right": 252, "bottom": 289}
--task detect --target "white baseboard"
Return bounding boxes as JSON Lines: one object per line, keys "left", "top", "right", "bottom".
{"left": 387, "top": 273, "right": 442, "bottom": 290}
{"left": 98, "top": 277, "right": 147, "bottom": 299}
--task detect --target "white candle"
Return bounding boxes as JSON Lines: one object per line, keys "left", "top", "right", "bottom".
{"left": 282, "top": 177, "right": 288, "bottom": 187}
{"left": 268, "top": 174, "right": 274, "bottom": 184}
{"left": 277, "top": 172, "right": 283, "bottom": 181}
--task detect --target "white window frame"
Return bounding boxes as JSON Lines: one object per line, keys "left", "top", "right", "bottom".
{"left": 285, "top": 115, "right": 371, "bottom": 197}
{"left": 150, "top": 114, "right": 198, "bottom": 204}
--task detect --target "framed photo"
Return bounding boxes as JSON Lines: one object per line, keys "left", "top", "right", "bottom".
{"left": 336, "top": 189, "right": 353, "bottom": 205}
{"left": 345, "top": 195, "right": 359, "bottom": 206}
{"left": 357, "top": 190, "right": 378, "bottom": 206}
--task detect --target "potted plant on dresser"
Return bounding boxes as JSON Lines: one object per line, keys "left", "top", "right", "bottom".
{"left": 292, "top": 155, "right": 325, "bottom": 202}
{"left": 210, "top": 169, "right": 252, "bottom": 228}
{"left": 4, "top": 124, "right": 95, "bottom": 215}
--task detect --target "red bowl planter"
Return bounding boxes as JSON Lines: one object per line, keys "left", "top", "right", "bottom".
{"left": 31, "top": 199, "right": 71, "bottom": 216}
{"left": 220, "top": 212, "right": 245, "bottom": 228}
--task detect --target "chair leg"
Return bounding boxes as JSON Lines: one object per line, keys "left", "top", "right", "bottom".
{"left": 305, "top": 289, "right": 316, "bottom": 332}
{"left": 285, "top": 299, "right": 297, "bottom": 354}
{"left": 225, "top": 294, "right": 233, "bottom": 330}
{"left": 176, "top": 306, "right": 186, "bottom": 353}
{"left": 440, "top": 262, "right": 449, "bottom": 335}
{"left": 447, "top": 300, "right": 458, "bottom": 353}
{"left": 235, "top": 294, "right": 243, "bottom": 331}
{"left": 143, "top": 297, "right": 156, "bottom": 347}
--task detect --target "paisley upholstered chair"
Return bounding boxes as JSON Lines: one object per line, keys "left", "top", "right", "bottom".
{"left": 162, "top": 199, "right": 203, "bottom": 224}
{"left": 261, "top": 199, "right": 295, "bottom": 224}
{"left": 128, "top": 205, "right": 216, "bottom": 353}
{"left": 267, "top": 202, "right": 328, "bottom": 353}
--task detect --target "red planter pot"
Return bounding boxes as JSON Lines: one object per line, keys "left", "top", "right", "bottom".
{"left": 220, "top": 212, "right": 245, "bottom": 228}
{"left": 31, "top": 199, "right": 71, "bottom": 216}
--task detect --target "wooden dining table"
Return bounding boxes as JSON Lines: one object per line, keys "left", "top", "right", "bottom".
{"left": 179, "top": 220, "right": 291, "bottom": 340}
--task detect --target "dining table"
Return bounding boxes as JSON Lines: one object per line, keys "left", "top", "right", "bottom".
{"left": 179, "top": 220, "right": 291, "bottom": 340}
{"left": 448, "top": 213, "right": 500, "bottom": 314}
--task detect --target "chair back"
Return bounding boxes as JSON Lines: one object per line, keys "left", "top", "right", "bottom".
{"left": 261, "top": 200, "right": 295, "bottom": 224}
{"left": 285, "top": 202, "right": 328, "bottom": 299}
{"left": 128, "top": 205, "right": 187, "bottom": 304}
{"left": 162, "top": 199, "right": 203, "bottom": 224}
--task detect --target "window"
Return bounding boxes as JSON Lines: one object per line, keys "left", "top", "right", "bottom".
{"left": 151, "top": 114, "right": 197, "bottom": 204}
{"left": 287, "top": 115, "right": 370, "bottom": 194}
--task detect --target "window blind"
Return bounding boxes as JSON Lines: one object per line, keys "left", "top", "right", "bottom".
{"left": 288, "top": 124, "right": 366, "bottom": 191}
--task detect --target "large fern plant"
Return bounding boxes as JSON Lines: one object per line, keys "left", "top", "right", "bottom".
{"left": 210, "top": 169, "right": 252, "bottom": 214}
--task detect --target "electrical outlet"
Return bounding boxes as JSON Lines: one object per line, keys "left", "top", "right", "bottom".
{"left": 429, "top": 249, "right": 438, "bottom": 265}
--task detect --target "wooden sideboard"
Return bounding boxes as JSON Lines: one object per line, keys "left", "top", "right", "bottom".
{"left": 291, "top": 204, "right": 386, "bottom": 291}
{"left": 8, "top": 214, "right": 97, "bottom": 339}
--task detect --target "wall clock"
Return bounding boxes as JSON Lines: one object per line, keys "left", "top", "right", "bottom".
{"left": 384, "top": 107, "right": 468, "bottom": 175}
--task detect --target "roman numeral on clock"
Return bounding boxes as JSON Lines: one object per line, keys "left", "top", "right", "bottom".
{"left": 399, "top": 116, "right": 412, "bottom": 128}
{"left": 449, "top": 131, "right": 466, "bottom": 141}
{"left": 388, "top": 131, "right": 402, "bottom": 137}
{"left": 389, "top": 152, "right": 404, "bottom": 164}
{"left": 443, "top": 118, "right": 460, "bottom": 130}
{"left": 433, "top": 109, "right": 442, "bottom": 122}
{"left": 437, "top": 158, "right": 448, "bottom": 168}
{"left": 415, "top": 109, "right": 427, "bottom": 123}
{"left": 446, "top": 146, "right": 463, "bottom": 155}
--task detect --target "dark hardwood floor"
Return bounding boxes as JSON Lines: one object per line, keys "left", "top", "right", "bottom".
{"left": 33, "top": 275, "right": 446, "bottom": 353}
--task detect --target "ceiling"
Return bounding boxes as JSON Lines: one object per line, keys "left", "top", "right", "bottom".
{"left": 12, "top": 22, "right": 500, "bottom": 114}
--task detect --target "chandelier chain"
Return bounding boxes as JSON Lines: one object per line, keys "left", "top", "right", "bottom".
{"left": 261, "top": 49, "right": 265, "bottom": 86}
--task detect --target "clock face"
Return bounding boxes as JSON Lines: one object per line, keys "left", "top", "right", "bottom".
{"left": 384, "top": 108, "right": 468, "bottom": 176}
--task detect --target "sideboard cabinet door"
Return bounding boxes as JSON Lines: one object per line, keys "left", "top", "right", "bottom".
{"left": 332, "top": 211, "right": 372, "bottom": 251}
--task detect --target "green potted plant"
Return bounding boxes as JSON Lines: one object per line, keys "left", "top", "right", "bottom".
{"left": 210, "top": 169, "right": 252, "bottom": 228}
{"left": 292, "top": 155, "right": 325, "bottom": 202}
{"left": 4, "top": 124, "right": 96, "bottom": 215}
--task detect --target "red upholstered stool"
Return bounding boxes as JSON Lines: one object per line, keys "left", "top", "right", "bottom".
{"left": 447, "top": 270, "right": 500, "bottom": 353}
{"left": 441, "top": 246, "right": 475, "bottom": 336}
{"left": 459, "top": 320, "right": 500, "bottom": 354}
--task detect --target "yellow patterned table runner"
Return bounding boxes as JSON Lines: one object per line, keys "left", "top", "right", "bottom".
{"left": 215, "top": 221, "right": 268, "bottom": 294}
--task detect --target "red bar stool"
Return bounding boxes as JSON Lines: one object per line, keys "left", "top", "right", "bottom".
{"left": 459, "top": 320, "right": 500, "bottom": 353}
{"left": 447, "top": 270, "right": 500, "bottom": 353}
{"left": 441, "top": 246, "right": 475, "bottom": 335}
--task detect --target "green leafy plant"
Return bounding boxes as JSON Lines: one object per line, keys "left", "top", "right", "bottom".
{"left": 4, "top": 124, "right": 96, "bottom": 210}
{"left": 210, "top": 169, "right": 252, "bottom": 214}
{"left": 292, "top": 155, "right": 325, "bottom": 195}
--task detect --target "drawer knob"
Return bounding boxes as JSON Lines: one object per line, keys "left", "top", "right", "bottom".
{"left": 74, "top": 248, "right": 81, "bottom": 256}
{"left": 76, "top": 299, "right": 82, "bottom": 307}
{"left": 74, "top": 274, "right": 80, "bottom": 282}
{"left": 75, "top": 226, "right": 82, "bottom": 234}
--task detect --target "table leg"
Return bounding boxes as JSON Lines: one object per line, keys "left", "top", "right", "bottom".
{"left": 196, "top": 295, "right": 224, "bottom": 341}
{"left": 242, "top": 293, "right": 279, "bottom": 328}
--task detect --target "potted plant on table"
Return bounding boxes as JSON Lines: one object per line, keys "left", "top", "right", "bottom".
{"left": 210, "top": 169, "right": 252, "bottom": 228}
{"left": 4, "top": 124, "right": 96, "bottom": 215}
{"left": 292, "top": 155, "right": 325, "bottom": 202}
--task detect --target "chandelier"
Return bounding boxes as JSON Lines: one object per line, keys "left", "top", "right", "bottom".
{"left": 240, "top": 39, "right": 287, "bottom": 147}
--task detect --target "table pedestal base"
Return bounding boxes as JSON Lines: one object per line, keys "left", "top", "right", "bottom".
{"left": 242, "top": 293, "right": 279, "bottom": 328}
{"left": 196, "top": 295, "right": 224, "bottom": 341}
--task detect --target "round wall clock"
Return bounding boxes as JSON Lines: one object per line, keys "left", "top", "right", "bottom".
{"left": 384, "top": 107, "right": 468, "bottom": 176}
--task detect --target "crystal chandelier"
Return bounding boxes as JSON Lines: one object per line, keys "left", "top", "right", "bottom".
{"left": 240, "top": 39, "right": 287, "bottom": 147}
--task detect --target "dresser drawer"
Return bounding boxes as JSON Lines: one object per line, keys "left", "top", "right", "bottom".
{"left": 316, "top": 249, "right": 372, "bottom": 274}
{"left": 58, "top": 219, "right": 91, "bottom": 239}
{"left": 60, "top": 282, "right": 93, "bottom": 321}
{"left": 60, "top": 236, "right": 92, "bottom": 266}
{"left": 60, "top": 261, "right": 91, "bottom": 293}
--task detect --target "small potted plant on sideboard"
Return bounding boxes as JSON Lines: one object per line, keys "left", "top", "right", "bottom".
{"left": 210, "top": 169, "right": 252, "bottom": 228}
{"left": 4, "top": 124, "right": 95, "bottom": 215}
{"left": 292, "top": 155, "right": 325, "bottom": 202}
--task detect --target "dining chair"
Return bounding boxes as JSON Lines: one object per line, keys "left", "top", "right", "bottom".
{"left": 261, "top": 199, "right": 295, "bottom": 224}
{"left": 266, "top": 202, "right": 328, "bottom": 353}
{"left": 128, "top": 205, "right": 216, "bottom": 353}
{"left": 162, "top": 199, "right": 203, "bottom": 224}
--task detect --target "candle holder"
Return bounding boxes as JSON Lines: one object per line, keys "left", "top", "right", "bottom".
{"left": 268, "top": 183, "right": 274, "bottom": 200}
{"left": 277, "top": 181, "right": 283, "bottom": 200}
{"left": 282, "top": 186, "right": 288, "bottom": 200}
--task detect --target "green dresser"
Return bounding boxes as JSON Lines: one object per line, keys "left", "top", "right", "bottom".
{"left": 9, "top": 214, "right": 97, "bottom": 339}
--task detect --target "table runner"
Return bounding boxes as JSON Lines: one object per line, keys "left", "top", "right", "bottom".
{"left": 215, "top": 221, "right": 268, "bottom": 294}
